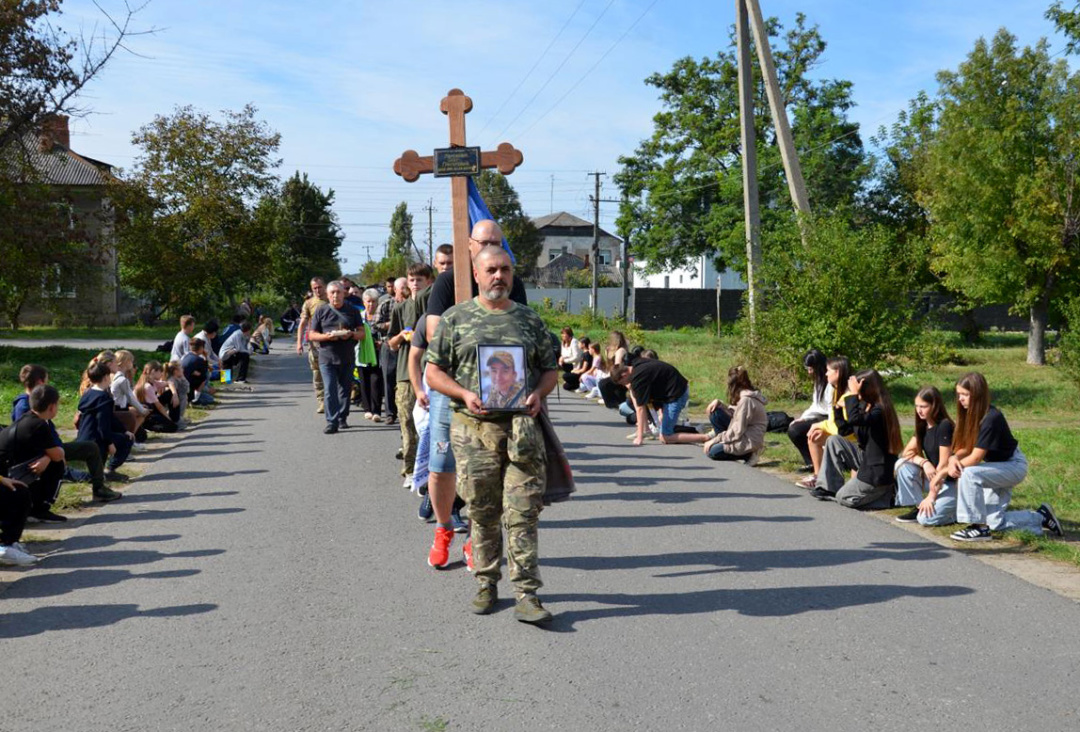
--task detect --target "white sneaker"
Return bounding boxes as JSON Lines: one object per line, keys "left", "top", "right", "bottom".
{"left": 402, "top": 473, "right": 413, "bottom": 489}
{"left": 132, "top": 442, "right": 148, "bottom": 452}
{"left": 0, "top": 544, "right": 38, "bottom": 566}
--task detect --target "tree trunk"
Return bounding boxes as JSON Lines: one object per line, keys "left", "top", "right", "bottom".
{"left": 1028, "top": 301, "right": 1048, "bottom": 365}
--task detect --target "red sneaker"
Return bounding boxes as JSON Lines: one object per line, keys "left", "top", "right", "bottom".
{"left": 427, "top": 527, "right": 454, "bottom": 569}
{"left": 462, "top": 537, "right": 473, "bottom": 573}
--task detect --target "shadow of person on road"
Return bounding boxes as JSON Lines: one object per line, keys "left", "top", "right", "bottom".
{"left": 541, "top": 583, "right": 975, "bottom": 632}
{"left": 571, "top": 490, "right": 798, "bottom": 504}
{"left": 41, "top": 547, "right": 226, "bottom": 569}
{"left": 541, "top": 514, "right": 813, "bottom": 529}
{"left": 143, "top": 470, "right": 266, "bottom": 482}
{"left": 88, "top": 507, "right": 245, "bottom": 523}
{"left": 0, "top": 602, "right": 218, "bottom": 639}
{"left": 4, "top": 568, "right": 200, "bottom": 600}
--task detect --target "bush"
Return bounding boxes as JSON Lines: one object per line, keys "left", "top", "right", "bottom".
{"left": 1058, "top": 296, "right": 1080, "bottom": 388}
{"left": 741, "top": 214, "right": 925, "bottom": 388}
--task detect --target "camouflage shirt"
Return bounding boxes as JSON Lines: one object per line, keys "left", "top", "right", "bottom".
{"left": 427, "top": 299, "right": 556, "bottom": 419}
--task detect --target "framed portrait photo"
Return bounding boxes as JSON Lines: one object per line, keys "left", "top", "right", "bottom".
{"left": 477, "top": 344, "right": 528, "bottom": 411}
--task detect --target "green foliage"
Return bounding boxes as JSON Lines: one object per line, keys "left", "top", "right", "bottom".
{"left": 920, "top": 30, "right": 1080, "bottom": 364}
{"left": 0, "top": 178, "right": 101, "bottom": 328}
{"left": 259, "top": 171, "right": 343, "bottom": 298}
{"left": 563, "top": 268, "right": 619, "bottom": 289}
{"left": 473, "top": 170, "right": 542, "bottom": 281}
{"left": 386, "top": 202, "right": 416, "bottom": 260}
{"left": 1058, "top": 296, "right": 1080, "bottom": 389}
{"left": 359, "top": 253, "right": 409, "bottom": 288}
{"left": 115, "top": 104, "right": 282, "bottom": 315}
{"left": 1047, "top": 1, "right": 1080, "bottom": 55}
{"left": 615, "top": 12, "right": 868, "bottom": 276}
{"left": 743, "top": 215, "right": 923, "bottom": 383}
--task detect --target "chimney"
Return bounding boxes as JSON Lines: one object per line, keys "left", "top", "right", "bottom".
{"left": 40, "top": 115, "right": 71, "bottom": 150}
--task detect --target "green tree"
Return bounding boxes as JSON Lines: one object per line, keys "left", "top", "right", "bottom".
{"left": 260, "top": 172, "right": 343, "bottom": 298}
{"left": 473, "top": 170, "right": 543, "bottom": 281}
{"left": 115, "top": 104, "right": 281, "bottom": 314}
{"left": 615, "top": 13, "right": 867, "bottom": 277}
{"left": 359, "top": 253, "right": 409, "bottom": 288}
{"left": 920, "top": 30, "right": 1080, "bottom": 364}
{"left": 1047, "top": 1, "right": 1080, "bottom": 54}
{"left": 386, "top": 202, "right": 416, "bottom": 260}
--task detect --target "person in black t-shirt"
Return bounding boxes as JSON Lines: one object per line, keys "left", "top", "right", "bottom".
{"left": 309, "top": 280, "right": 365, "bottom": 434}
{"left": 943, "top": 372, "right": 1063, "bottom": 542}
{"left": 0, "top": 384, "right": 67, "bottom": 523}
{"left": 894, "top": 386, "right": 957, "bottom": 525}
{"left": 610, "top": 358, "right": 708, "bottom": 446}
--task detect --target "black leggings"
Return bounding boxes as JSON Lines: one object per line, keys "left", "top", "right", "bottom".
{"left": 787, "top": 418, "right": 818, "bottom": 467}
{"left": 0, "top": 481, "right": 32, "bottom": 545}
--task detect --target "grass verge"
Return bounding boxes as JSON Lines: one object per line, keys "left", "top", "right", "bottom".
{"left": 0, "top": 325, "right": 177, "bottom": 341}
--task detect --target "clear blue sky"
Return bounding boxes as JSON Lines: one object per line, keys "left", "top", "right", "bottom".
{"left": 64, "top": 0, "right": 1068, "bottom": 270}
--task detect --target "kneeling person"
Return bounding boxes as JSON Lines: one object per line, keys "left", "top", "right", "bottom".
{"left": 426, "top": 247, "right": 557, "bottom": 624}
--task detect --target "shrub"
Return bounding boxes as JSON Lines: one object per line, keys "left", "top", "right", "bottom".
{"left": 1058, "top": 296, "right": 1080, "bottom": 388}
{"left": 740, "top": 214, "right": 925, "bottom": 389}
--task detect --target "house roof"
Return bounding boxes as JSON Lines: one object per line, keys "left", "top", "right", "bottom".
{"left": 532, "top": 211, "right": 593, "bottom": 229}
{"left": 540, "top": 252, "right": 587, "bottom": 271}
{"left": 3, "top": 134, "right": 114, "bottom": 187}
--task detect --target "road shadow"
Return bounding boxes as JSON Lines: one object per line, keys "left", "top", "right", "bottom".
{"left": 571, "top": 464, "right": 712, "bottom": 475}
{"left": 570, "top": 490, "right": 799, "bottom": 504}
{"left": 542, "top": 583, "right": 975, "bottom": 632}
{"left": 42, "top": 547, "right": 225, "bottom": 569}
{"left": 542, "top": 514, "right": 813, "bottom": 529}
{"left": 545, "top": 542, "right": 949, "bottom": 575}
{"left": 89, "top": 507, "right": 245, "bottom": 524}
{"left": 164, "top": 449, "right": 261, "bottom": 460}
{"left": 5, "top": 568, "right": 200, "bottom": 600}
{"left": 0, "top": 602, "right": 218, "bottom": 639}
{"left": 142, "top": 470, "right": 267, "bottom": 482}
{"left": 572, "top": 475, "right": 731, "bottom": 487}
{"left": 114, "top": 491, "right": 241, "bottom": 504}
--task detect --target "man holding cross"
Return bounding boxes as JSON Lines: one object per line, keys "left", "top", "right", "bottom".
{"left": 426, "top": 246, "right": 557, "bottom": 623}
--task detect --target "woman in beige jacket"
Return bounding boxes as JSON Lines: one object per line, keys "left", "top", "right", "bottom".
{"left": 703, "top": 366, "right": 768, "bottom": 465}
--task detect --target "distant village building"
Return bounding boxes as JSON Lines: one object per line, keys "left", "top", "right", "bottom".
{"left": 634, "top": 253, "right": 748, "bottom": 291}
{"left": 531, "top": 211, "right": 624, "bottom": 287}
{"left": 2, "top": 116, "right": 126, "bottom": 326}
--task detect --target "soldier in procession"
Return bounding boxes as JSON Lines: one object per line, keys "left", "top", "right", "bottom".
{"left": 426, "top": 246, "right": 557, "bottom": 624}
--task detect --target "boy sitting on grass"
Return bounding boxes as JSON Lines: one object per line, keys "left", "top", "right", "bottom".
{"left": 12, "top": 364, "right": 120, "bottom": 502}
{"left": 76, "top": 361, "right": 135, "bottom": 483}
{"left": 0, "top": 384, "right": 68, "bottom": 523}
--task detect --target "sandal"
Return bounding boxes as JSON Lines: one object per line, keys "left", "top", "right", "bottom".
{"left": 796, "top": 475, "right": 817, "bottom": 489}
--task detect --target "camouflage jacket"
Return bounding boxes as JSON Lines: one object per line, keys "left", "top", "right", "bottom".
{"left": 427, "top": 299, "right": 556, "bottom": 420}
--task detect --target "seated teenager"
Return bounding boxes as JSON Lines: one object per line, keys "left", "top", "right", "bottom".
{"left": 703, "top": 366, "right": 768, "bottom": 465}
{"left": 0, "top": 474, "right": 36, "bottom": 565}
{"left": 579, "top": 342, "right": 608, "bottom": 398}
{"left": 165, "top": 361, "right": 188, "bottom": 427}
{"left": 220, "top": 321, "right": 253, "bottom": 383}
{"left": 250, "top": 316, "right": 274, "bottom": 354}
{"left": 788, "top": 349, "right": 831, "bottom": 473}
{"left": 182, "top": 338, "right": 213, "bottom": 406}
{"left": 13, "top": 365, "right": 119, "bottom": 502}
{"left": 797, "top": 356, "right": 853, "bottom": 489}
{"left": 77, "top": 362, "right": 134, "bottom": 481}
{"left": 894, "top": 386, "right": 957, "bottom": 525}
{"left": 0, "top": 384, "right": 68, "bottom": 523}
{"left": 557, "top": 327, "right": 583, "bottom": 374}
{"left": 812, "top": 369, "right": 902, "bottom": 509}
{"left": 195, "top": 321, "right": 222, "bottom": 380}
{"left": 564, "top": 336, "right": 592, "bottom": 391}
{"left": 219, "top": 314, "right": 244, "bottom": 345}
{"left": 111, "top": 350, "right": 149, "bottom": 444}
{"left": 612, "top": 357, "right": 708, "bottom": 446}
{"left": 280, "top": 302, "right": 301, "bottom": 333}
{"left": 136, "top": 361, "right": 179, "bottom": 433}
{"left": 943, "top": 372, "right": 1063, "bottom": 542}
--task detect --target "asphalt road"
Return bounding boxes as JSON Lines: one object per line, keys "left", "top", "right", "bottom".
{"left": 2, "top": 349, "right": 1078, "bottom": 731}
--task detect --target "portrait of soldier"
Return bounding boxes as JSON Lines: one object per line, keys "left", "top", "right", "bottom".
{"left": 483, "top": 349, "right": 526, "bottom": 410}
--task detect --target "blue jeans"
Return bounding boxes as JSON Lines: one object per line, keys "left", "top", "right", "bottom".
{"left": 318, "top": 360, "right": 354, "bottom": 425}
{"left": 659, "top": 388, "right": 690, "bottom": 437}
{"left": 956, "top": 448, "right": 1042, "bottom": 532}
{"left": 894, "top": 460, "right": 958, "bottom": 526}
{"left": 709, "top": 407, "right": 732, "bottom": 433}
{"left": 427, "top": 389, "right": 456, "bottom": 474}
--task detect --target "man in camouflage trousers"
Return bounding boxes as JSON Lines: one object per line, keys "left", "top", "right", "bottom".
{"left": 426, "top": 246, "right": 558, "bottom": 624}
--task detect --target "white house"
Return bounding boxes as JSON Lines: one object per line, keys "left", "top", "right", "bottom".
{"left": 633, "top": 254, "right": 748, "bottom": 290}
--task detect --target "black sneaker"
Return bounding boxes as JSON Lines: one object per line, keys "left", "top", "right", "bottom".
{"left": 810, "top": 487, "right": 835, "bottom": 501}
{"left": 395, "top": 448, "right": 404, "bottom": 460}
{"left": 1037, "top": 503, "right": 1065, "bottom": 537}
{"left": 951, "top": 524, "right": 992, "bottom": 542}
{"left": 385, "top": 415, "right": 397, "bottom": 426}
{"left": 796, "top": 464, "right": 814, "bottom": 474}
{"left": 104, "top": 470, "right": 130, "bottom": 483}
{"left": 339, "top": 418, "right": 350, "bottom": 429}
{"left": 30, "top": 508, "right": 68, "bottom": 523}
{"left": 323, "top": 422, "right": 339, "bottom": 435}
{"left": 93, "top": 487, "right": 123, "bottom": 502}
{"left": 894, "top": 509, "right": 920, "bottom": 523}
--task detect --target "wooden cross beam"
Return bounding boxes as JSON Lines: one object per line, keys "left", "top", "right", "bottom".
{"left": 393, "top": 88, "right": 524, "bottom": 303}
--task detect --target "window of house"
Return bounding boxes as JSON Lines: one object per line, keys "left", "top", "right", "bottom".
{"left": 663, "top": 276, "right": 670, "bottom": 289}
{"left": 42, "top": 264, "right": 77, "bottom": 299}
{"left": 598, "top": 250, "right": 612, "bottom": 265}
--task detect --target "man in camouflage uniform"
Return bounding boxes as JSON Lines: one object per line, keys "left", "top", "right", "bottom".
{"left": 427, "top": 246, "right": 558, "bottom": 624}
{"left": 483, "top": 351, "right": 527, "bottom": 410}
{"left": 295, "top": 277, "right": 328, "bottom": 413}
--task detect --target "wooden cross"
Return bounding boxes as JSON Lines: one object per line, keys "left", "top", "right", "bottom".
{"left": 393, "top": 88, "right": 524, "bottom": 303}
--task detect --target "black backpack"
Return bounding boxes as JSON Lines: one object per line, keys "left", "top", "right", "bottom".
{"left": 766, "top": 411, "right": 793, "bottom": 433}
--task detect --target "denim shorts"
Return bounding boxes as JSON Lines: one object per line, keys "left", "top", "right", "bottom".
{"left": 428, "top": 389, "right": 456, "bottom": 473}
{"left": 660, "top": 388, "right": 690, "bottom": 436}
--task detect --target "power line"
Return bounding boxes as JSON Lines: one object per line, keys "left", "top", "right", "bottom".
{"left": 493, "top": 0, "right": 619, "bottom": 141}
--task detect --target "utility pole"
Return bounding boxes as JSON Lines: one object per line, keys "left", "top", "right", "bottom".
{"left": 588, "top": 171, "right": 606, "bottom": 313}
{"left": 550, "top": 174, "right": 555, "bottom": 213}
{"left": 422, "top": 199, "right": 437, "bottom": 263}
{"left": 736, "top": 0, "right": 812, "bottom": 331}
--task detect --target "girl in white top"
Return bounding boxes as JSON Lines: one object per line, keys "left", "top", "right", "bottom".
{"left": 787, "top": 349, "right": 832, "bottom": 472}
{"left": 111, "top": 350, "right": 149, "bottom": 446}
{"left": 557, "top": 327, "right": 583, "bottom": 369}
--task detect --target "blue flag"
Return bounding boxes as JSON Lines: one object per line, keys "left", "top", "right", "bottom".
{"left": 467, "top": 177, "right": 515, "bottom": 264}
